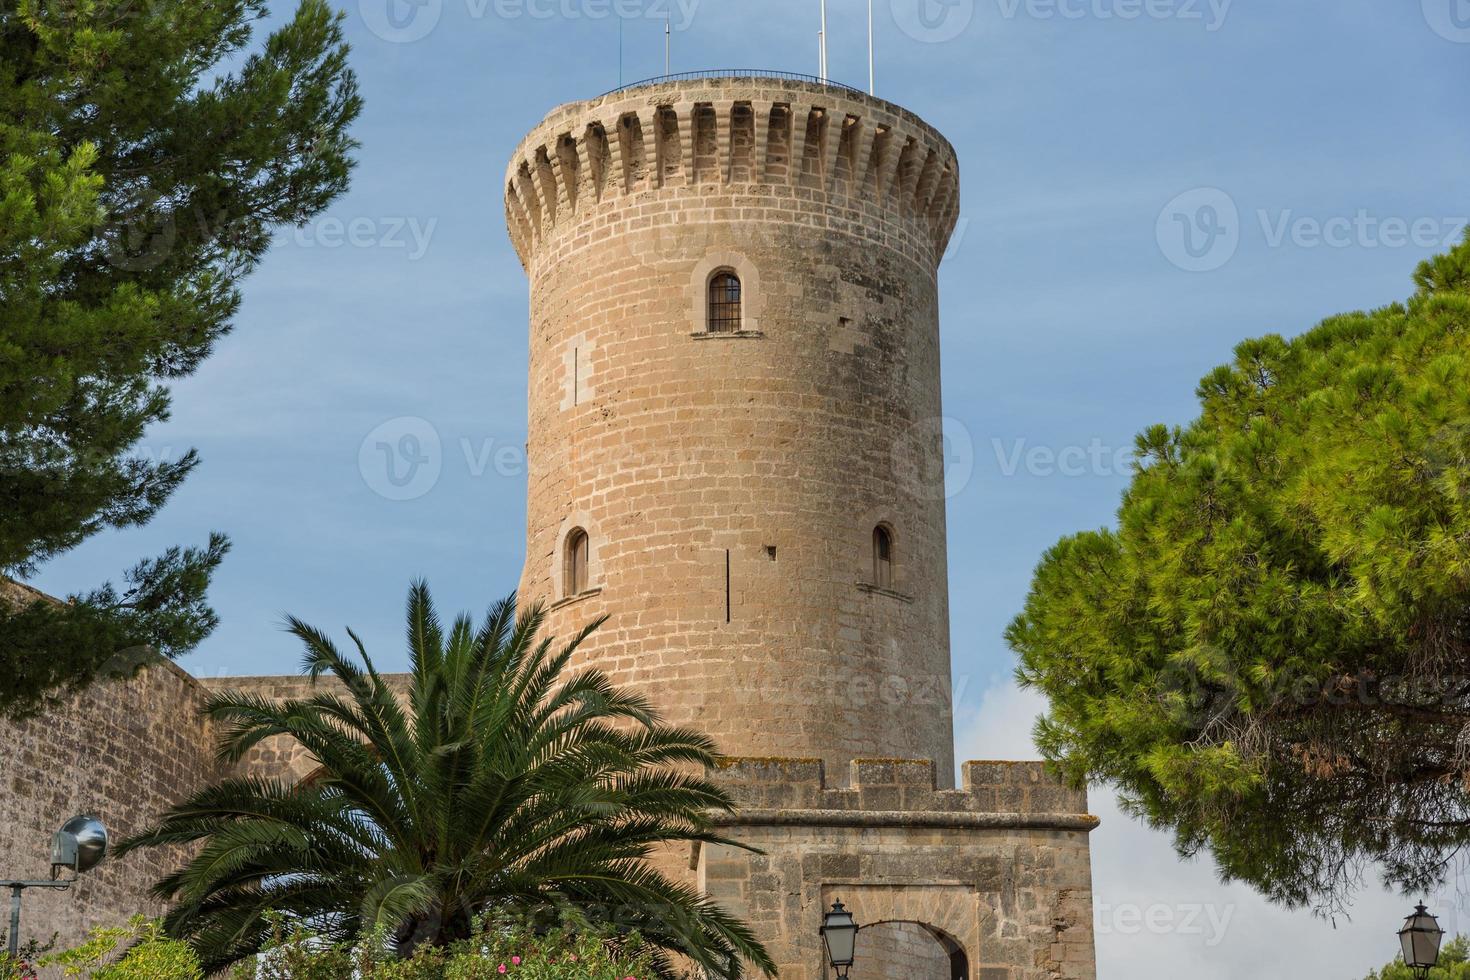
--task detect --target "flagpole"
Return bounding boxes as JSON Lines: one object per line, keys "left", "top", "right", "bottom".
{"left": 819, "top": 0, "right": 828, "bottom": 80}
{"left": 665, "top": 18, "right": 670, "bottom": 75}
{"left": 868, "top": 0, "right": 874, "bottom": 94}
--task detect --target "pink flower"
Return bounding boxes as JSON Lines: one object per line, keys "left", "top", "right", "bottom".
{"left": 512, "top": 955, "right": 521, "bottom": 965}
{"left": 568, "top": 953, "right": 578, "bottom": 962}
{"left": 498, "top": 965, "right": 507, "bottom": 974}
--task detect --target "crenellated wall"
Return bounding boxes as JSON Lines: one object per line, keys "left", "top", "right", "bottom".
{"left": 701, "top": 757, "right": 1097, "bottom": 980}
{"left": 503, "top": 77, "right": 960, "bottom": 274}
{"left": 711, "top": 757, "right": 1093, "bottom": 821}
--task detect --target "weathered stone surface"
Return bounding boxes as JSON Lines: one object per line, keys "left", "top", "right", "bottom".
{"left": 508, "top": 77, "right": 961, "bottom": 779}
{"left": 0, "top": 660, "right": 219, "bottom": 958}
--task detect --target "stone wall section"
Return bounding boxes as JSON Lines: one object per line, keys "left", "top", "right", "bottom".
{"left": 0, "top": 661, "right": 219, "bottom": 955}
{"left": 700, "top": 758, "right": 1097, "bottom": 980}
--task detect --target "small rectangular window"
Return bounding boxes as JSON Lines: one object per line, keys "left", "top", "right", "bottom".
{"left": 873, "top": 526, "right": 893, "bottom": 589}
{"left": 708, "top": 272, "right": 742, "bottom": 332}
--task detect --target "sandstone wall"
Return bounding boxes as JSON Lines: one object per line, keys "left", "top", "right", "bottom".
{"left": 0, "top": 660, "right": 219, "bottom": 956}
{"left": 506, "top": 77, "right": 962, "bottom": 777}
{"left": 701, "top": 758, "right": 1097, "bottom": 980}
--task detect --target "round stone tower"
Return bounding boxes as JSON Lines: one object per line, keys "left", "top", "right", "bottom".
{"left": 505, "top": 75, "right": 961, "bottom": 781}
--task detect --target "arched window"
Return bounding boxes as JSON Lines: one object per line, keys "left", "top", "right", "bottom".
{"left": 565, "top": 528, "right": 589, "bottom": 596}
{"left": 707, "top": 271, "right": 742, "bottom": 332}
{"left": 873, "top": 525, "right": 894, "bottom": 589}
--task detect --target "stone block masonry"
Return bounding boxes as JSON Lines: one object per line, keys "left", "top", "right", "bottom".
{"left": 702, "top": 758, "right": 1097, "bottom": 980}
{"left": 0, "top": 660, "right": 219, "bottom": 959}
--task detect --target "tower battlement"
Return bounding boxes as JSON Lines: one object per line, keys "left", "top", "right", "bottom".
{"left": 504, "top": 76, "right": 961, "bottom": 272}
{"left": 711, "top": 756, "right": 1093, "bottom": 825}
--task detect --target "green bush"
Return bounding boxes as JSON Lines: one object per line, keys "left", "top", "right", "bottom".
{"left": 1364, "top": 935, "right": 1470, "bottom": 979}
{"left": 0, "top": 932, "right": 58, "bottom": 980}
{"left": 38, "top": 918, "right": 201, "bottom": 979}
{"left": 230, "top": 918, "right": 663, "bottom": 980}
{"left": 10, "top": 917, "right": 662, "bottom": 980}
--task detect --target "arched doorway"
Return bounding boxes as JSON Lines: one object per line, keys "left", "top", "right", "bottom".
{"left": 853, "top": 920, "right": 969, "bottom": 979}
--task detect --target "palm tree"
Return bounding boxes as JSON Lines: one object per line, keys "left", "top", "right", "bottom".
{"left": 118, "top": 583, "right": 775, "bottom": 978}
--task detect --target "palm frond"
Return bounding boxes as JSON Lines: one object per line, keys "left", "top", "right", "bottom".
{"left": 125, "top": 585, "right": 774, "bottom": 976}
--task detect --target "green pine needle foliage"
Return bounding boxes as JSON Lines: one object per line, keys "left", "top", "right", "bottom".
{"left": 1010, "top": 232, "right": 1470, "bottom": 912}
{"left": 0, "top": 0, "right": 361, "bottom": 717}
{"left": 118, "top": 584, "right": 776, "bottom": 979}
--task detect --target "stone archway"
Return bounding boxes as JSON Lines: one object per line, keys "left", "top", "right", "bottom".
{"left": 855, "top": 920, "right": 969, "bottom": 979}
{"left": 822, "top": 884, "right": 979, "bottom": 980}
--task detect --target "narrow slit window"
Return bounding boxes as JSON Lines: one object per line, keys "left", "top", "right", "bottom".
{"left": 708, "top": 272, "right": 742, "bottom": 332}
{"left": 873, "top": 526, "right": 893, "bottom": 589}
{"left": 566, "top": 528, "right": 589, "bottom": 596}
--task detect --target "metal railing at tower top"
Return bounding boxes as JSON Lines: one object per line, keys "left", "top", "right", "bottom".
{"left": 596, "top": 69, "right": 866, "bottom": 100}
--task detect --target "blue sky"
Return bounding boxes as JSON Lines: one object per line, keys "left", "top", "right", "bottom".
{"left": 30, "top": 0, "right": 1470, "bottom": 974}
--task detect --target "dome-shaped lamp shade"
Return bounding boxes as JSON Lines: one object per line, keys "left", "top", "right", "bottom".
{"left": 1399, "top": 904, "right": 1444, "bottom": 970}
{"left": 50, "top": 815, "right": 108, "bottom": 877}
{"left": 821, "top": 900, "right": 858, "bottom": 973}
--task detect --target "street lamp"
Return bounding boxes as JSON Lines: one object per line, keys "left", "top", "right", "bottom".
{"left": 1399, "top": 903, "right": 1444, "bottom": 980}
{"left": 820, "top": 900, "right": 859, "bottom": 979}
{"left": 2, "top": 816, "right": 108, "bottom": 959}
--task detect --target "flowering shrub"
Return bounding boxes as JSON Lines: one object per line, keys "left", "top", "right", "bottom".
{"left": 0, "top": 935, "right": 55, "bottom": 980}
{"left": 232, "top": 921, "right": 662, "bottom": 980}
{"left": 7, "top": 918, "right": 660, "bottom": 980}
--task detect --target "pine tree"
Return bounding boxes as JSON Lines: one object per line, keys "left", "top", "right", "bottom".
{"left": 0, "top": 0, "right": 361, "bottom": 716}
{"left": 1010, "top": 234, "right": 1470, "bottom": 911}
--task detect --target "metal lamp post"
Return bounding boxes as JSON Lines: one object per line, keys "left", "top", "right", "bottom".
{"left": 2, "top": 816, "right": 108, "bottom": 959}
{"left": 1399, "top": 903, "right": 1445, "bottom": 980}
{"left": 820, "top": 900, "right": 859, "bottom": 979}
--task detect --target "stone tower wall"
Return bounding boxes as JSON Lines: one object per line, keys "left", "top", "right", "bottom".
{"left": 506, "top": 77, "right": 962, "bottom": 777}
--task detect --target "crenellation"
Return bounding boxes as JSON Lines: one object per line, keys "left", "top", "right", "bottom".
{"left": 503, "top": 80, "right": 959, "bottom": 272}
{"left": 710, "top": 757, "right": 1091, "bottom": 822}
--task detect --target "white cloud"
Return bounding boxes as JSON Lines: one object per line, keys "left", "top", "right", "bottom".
{"left": 955, "top": 677, "right": 1456, "bottom": 979}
